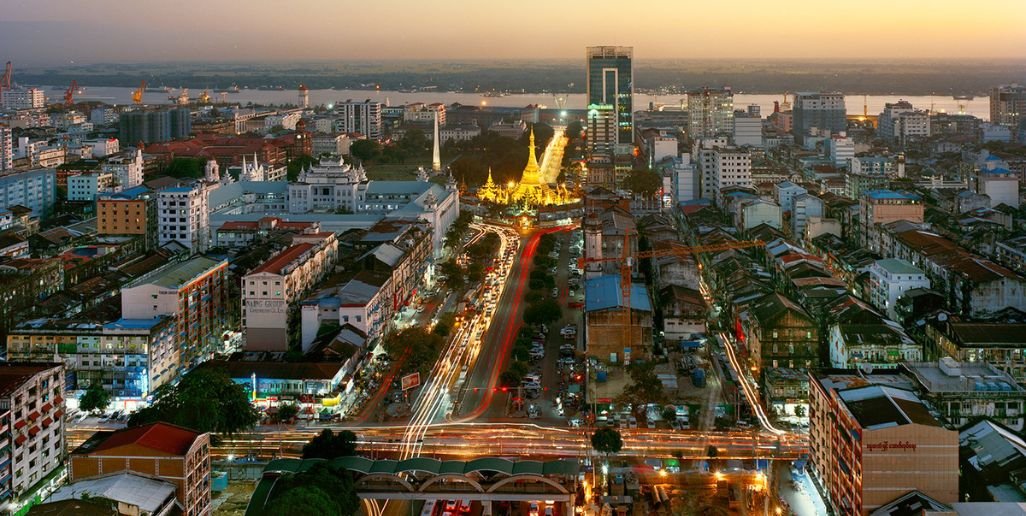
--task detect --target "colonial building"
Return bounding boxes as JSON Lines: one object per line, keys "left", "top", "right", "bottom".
{"left": 736, "top": 292, "right": 819, "bottom": 373}
{"left": 928, "top": 320, "right": 1026, "bottom": 384}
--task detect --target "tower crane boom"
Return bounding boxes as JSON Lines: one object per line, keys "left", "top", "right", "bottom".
{"left": 578, "top": 236, "right": 764, "bottom": 360}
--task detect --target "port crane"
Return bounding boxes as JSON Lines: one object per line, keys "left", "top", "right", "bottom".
{"left": 0, "top": 62, "right": 12, "bottom": 96}
{"left": 64, "top": 80, "right": 79, "bottom": 106}
{"left": 132, "top": 80, "right": 147, "bottom": 104}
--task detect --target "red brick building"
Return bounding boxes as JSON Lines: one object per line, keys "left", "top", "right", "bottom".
{"left": 69, "top": 422, "right": 211, "bottom": 516}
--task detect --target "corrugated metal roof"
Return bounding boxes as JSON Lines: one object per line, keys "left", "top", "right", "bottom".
{"left": 585, "top": 275, "right": 652, "bottom": 312}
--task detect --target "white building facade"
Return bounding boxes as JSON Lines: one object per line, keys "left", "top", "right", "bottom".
{"left": 867, "top": 258, "right": 931, "bottom": 319}
{"left": 157, "top": 183, "right": 210, "bottom": 252}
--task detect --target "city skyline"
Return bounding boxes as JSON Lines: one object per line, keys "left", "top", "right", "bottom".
{"left": 1, "top": 0, "right": 1025, "bottom": 64}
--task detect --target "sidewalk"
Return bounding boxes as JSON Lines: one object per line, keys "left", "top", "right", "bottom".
{"left": 774, "top": 463, "right": 829, "bottom": 516}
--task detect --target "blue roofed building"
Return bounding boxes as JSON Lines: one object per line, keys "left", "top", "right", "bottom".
{"left": 584, "top": 274, "right": 653, "bottom": 363}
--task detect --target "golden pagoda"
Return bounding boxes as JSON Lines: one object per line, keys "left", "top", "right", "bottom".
{"left": 477, "top": 126, "right": 576, "bottom": 209}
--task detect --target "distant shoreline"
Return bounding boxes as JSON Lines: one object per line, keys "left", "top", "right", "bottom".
{"left": 13, "top": 60, "right": 1025, "bottom": 97}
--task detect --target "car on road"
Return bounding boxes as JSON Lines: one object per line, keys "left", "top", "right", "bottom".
{"left": 551, "top": 288, "right": 558, "bottom": 298}
{"left": 528, "top": 405, "right": 541, "bottom": 419}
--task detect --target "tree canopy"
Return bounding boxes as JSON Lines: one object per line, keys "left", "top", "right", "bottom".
{"left": 524, "top": 299, "right": 562, "bottom": 326}
{"left": 164, "top": 157, "right": 205, "bottom": 179}
{"left": 127, "top": 365, "right": 260, "bottom": 435}
{"left": 622, "top": 169, "right": 663, "bottom": 197}
{"left": 616, "top": 362, "right": 669, "bottom": 409}
{"left": 260, "top": 463, "right": 360, "bottom": 516}
{"left": 349, "top": 139, "right": 382, "bottom": 162}
{"left": 79, "top": 382, "right": 112, "bottom": 414}
{"left": 591, "top": 428, "right": 624, "bottom": 455}
{"left": 382, "top": 327, "right": 445, "bottom": 377}
{"left": 302, "top": 429, "right": 358, "bottom": 460}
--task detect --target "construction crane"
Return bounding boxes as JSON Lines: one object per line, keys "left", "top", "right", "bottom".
{"left": 64, "top": 80, "right": 78, "bottom": 106}
{"left": 0, "top": 62, "right": 12, "bottom": 95}
{"left": 131, "top": 80, "right": 147, "bottom": 104}
{"left": 578, "top": 235, "right": 764, "bottom": 361}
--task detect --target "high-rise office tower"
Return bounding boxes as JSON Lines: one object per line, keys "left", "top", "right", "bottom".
{"left": 586, "top": 46, "right": 633, "bottom": 154}
{"left": 687, "top": 87, "right": 735, "bottom": 140}
{"left": 792, "top": 92, "right": 847, "bottom": 142}
{"left": 990, "top": 84, "right": 1026, "bottom": 128}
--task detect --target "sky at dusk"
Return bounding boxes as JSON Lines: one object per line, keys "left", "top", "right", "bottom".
{"left": 2, "top": 0, "right": 1025, "bottom": 64}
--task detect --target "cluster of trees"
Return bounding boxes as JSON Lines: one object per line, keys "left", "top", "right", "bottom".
{"left": 303, "top": 429, "right": 358, "bottom": 459}
{"left": 253, "top": 430, "right": 362, "bottom": 515}
{"left": 500, "top": 233, "right": 562, "bottom": 387}
{"left": 615, "top": 362, "right": 669, "bottom": 410}
{"left": 522, "top": 233, "right": 563, "bottom": 323}
{"left": 127, "top": 366, "right": 261, "bottom": 435}
{"left": 382, "top": 327, "right": 445, "bottom": 378}
{"left": 447, "top": 123, "right": 554, "bottom": 186}
{"left": 501, "top": 327, "right": 539, "bottom": 387}
{"left": 164, "top": 157, "right": 206, "bottom": 179}
{"left": 351, "top": 128, "right": 430, "bottom": 164}
{"left": 79, "top": 382, "right": 112, "bottom": 414}
{"left": 621, "top": 169, "right": 663, "bottom": 197}
{"left": 286, "top": 154, "right": 317, "bottom": 181}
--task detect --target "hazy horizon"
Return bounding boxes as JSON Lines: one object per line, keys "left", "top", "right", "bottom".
{"left": 2, "top": 0, "right": 1025, "bottom": 65}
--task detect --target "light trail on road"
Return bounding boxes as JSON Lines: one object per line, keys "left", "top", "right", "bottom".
{"left": 699, "top": 271, "right": 785, "bottom": 436}
{"left": 397, "top": 223, "right": 521, "bottom": 460}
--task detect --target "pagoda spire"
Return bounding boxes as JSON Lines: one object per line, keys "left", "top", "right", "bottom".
{"left": 519, "top": 125, "right": 542, "bottom": 186}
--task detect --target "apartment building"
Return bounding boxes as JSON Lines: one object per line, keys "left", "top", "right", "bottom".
{"left": 0, "top": 168, "right": 57, "bottom": 217}
{"left": 866, "top": 259, "right": 930, "bottom": 320}
{"left": 334, "top": 99, "right": 382, "bottom": 140}
{"left": 0, "top": 362, "right": 65, "bottom": 506}
{"left": 694, "top": 139, "right": 752, "bottom": 201}
{"left": 243, "top": 232, "right": 339, "bottom": 351}
{"left": 809, "top": 377, "right": 957, "bottom": 515}
{"left": 101, "top": 149, "right": 145, "bottom": 190}
{"left": 6, "top": 317, "right": 177, "bottom": 405}
{"left": 97, "top": 186, "right": 156, "bottom": 247}
{"left": 70, "top": 422, "right": 211, "bottom": 516}
{"left": 157, "top": 183, "right": 210, "bottom": 252}
{"left": 859, "top": 190, "right": 923, "bottom": 248}
{"left": 121, "top": 256, "right": 229, "bottom": 372}
{"left": 66, "top": 171, "right": 116, "bottom": 201}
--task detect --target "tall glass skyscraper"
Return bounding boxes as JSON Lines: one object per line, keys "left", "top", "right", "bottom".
{"left": 586, "top": 46, "right": 633, "bottom": 153}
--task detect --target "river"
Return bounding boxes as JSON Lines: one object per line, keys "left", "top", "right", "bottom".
{"left": 53, "top": 86, "right": 992, "bottom": 120}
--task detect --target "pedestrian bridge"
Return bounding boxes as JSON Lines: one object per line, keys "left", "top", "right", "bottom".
{"left": 247, "top": 456, "right": 580, "bottom": 515}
